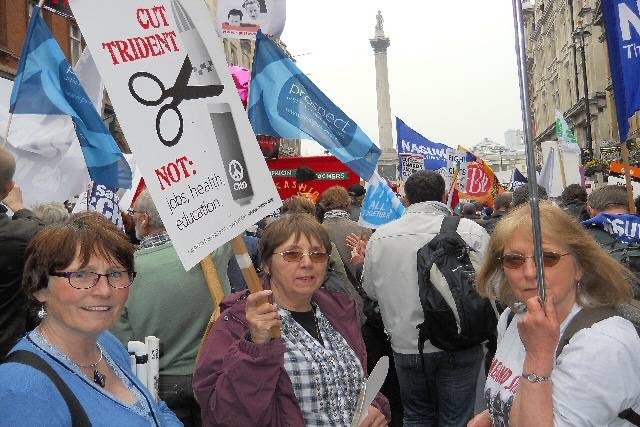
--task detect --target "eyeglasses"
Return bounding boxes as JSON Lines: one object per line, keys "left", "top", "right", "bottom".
{"left": 126, "top": 208, "right": 141, "bottom": 216}
{"left": 274, "top": 251, "right": 330, "bottom": 263}
{"left": 50, "top": 271, "right": 136, "bottom": 289}
{"left": 498, "top": 252, "right": 570, "bottom": 269}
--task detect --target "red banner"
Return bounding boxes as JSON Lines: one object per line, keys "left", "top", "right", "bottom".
{"left": 267, "top": 156, "right": 360, "bottom": 203}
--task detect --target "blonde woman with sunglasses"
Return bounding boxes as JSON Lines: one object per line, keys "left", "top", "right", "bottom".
{"left": 194, "top": 214, "right": 390, "bottom": 427}
{"left": 470, "top": 202, "right": 640, "bottom": 427}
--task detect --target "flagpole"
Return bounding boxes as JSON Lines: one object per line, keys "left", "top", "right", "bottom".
{"left": 556, "top": 142, "right": 568, "bottom": 189}
{"left": 512, "top": 0, "right": 547, "bottom": 301}
{"left": 2, "top": 113, "right": 12, "bottom": 148}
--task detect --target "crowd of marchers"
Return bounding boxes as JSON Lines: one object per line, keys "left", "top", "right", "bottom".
{"left": 0, "top": 145, "right": 638, "bottom": 427}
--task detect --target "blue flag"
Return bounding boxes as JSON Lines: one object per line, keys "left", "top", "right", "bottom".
{"left": 603, "top": 1, "right": 640, "bottom": 142}
{"left": 248, "top": 32, "right": 381, "bottom": 181}
{"left": 396, "top": 117, "right": 451, "bottom": 174}
{"left": 511, "top": 168, "right": 527, "bottom": 190}
{"left": 582, "top": 213, "right": 640, "bottom": 244}
{"left": 359, "top": 172, "right": 405, "bottom": 228}
{"left": 10, "top": 6, "right": 131, "bottom": 189}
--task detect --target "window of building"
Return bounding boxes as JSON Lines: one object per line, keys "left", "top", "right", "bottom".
{"left": 70, "top": 23, "right": 82, "bottom": 65}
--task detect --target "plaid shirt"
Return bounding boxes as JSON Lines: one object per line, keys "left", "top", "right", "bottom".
{"left": 279, "top": 305, "right": 364, "bottom": 426}
{"left": 138, "top": 232, "right": 171, "bottom": 249}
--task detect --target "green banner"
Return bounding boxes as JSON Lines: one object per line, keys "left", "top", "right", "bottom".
{"left": 270, "top": 169, "right": 349, "bottom": 180}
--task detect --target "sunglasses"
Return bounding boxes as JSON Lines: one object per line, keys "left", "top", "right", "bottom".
{"left": 275, "top": 250, "right": 329, "bottom": 263}
{"left": 499, "top": 251, "right": 570, "bottom": 269}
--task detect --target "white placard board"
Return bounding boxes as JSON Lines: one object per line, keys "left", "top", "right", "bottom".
{"left": 540, "top": 140, "right": 581, "bottom": 197}
{"left": 608, "top": 175, "right": 640, "bottom": 198}
{"left": 70, "top": 0, "right": 281, "bottom": 270}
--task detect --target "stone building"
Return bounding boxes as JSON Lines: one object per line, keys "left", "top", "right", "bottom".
{"left": 522, "top": 0, "right": 614, "bottom": 161}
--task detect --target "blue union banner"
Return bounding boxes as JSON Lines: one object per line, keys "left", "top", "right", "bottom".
{"left": 603, "top": 0, "right": 640, "bottom": 142}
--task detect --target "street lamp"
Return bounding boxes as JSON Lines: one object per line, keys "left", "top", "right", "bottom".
{"left": 573, "top": 24, "right": 593, "bottom": 161}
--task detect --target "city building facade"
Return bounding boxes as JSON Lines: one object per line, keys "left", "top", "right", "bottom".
{"left": 522, "top": 0, "right": 614, "bottom": 162}
{"left": 473, "top": 137, "right": 528, "bottom": 181}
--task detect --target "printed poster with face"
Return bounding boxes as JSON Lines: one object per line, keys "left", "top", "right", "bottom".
{"left": 216, "top": 0, "right": 285, "bottom": 40}
{"left": 70, "top": 0, "right": 282, "bottom": 270}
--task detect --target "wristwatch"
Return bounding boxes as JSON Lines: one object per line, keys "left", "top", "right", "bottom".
{"left": 522, "top": 372, "right": 552, "bottom": 383}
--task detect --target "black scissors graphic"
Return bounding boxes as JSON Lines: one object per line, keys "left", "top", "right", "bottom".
{"left": 128, "top": 56, "right": 223, "bottom": 147}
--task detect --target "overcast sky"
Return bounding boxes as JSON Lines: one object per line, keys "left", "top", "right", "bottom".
{"left": 281, "top": 1, "right": 524, "bottom": 154}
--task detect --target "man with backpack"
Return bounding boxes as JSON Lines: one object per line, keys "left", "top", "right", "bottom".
{"left": 362, "top": 170, "right": 491, "bottom": 426}
{"left": 583, "top": 185, "right": 640, "bottom": 298}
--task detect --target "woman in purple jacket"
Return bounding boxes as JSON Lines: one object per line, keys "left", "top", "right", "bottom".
{"left": 194, "top": 214, "right": 390, "bottom": 426}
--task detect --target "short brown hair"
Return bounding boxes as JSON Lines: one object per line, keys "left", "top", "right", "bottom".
{"left": 475, "top": 202, "right": 633, "bottom": 308}
{"left": 587, "top": 185, "right": 629, "bottom": 213}
{"left": 281, "top": 195, "right": 315, "bottom": 215}
{"left": 259, "top": 214, "right": 332, "bottom": 269}
{"left": 318, "top": 186, "right": 351, "bottom": 211}
{"left": 22, "top": 212, "right": 135, "bottom": 300}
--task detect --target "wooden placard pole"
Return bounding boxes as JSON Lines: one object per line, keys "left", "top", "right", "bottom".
{"left": 196, "top": 256, "right": 226, "bottom": 364}
{"left": 556, "top": 142, "right": 568, "bottom": 190}
{"left": 231, "top": 234, "right": 280, "bottom": 338}
{"left": 621, "top": 141, "right": 635, "bottom": 213}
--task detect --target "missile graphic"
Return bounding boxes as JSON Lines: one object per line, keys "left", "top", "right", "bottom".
{"left": 171, "top": 0, "right": 254, "bottom": 205}
{"left": 171, "top": 0, "right": 222, "bottom": 87}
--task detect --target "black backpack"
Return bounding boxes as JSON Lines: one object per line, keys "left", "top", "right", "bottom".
{"left": 589, "top": 227, "right": 640, "bottom": 298}
{"left": 416, "top": 216, "right": 498, "bottom": 355}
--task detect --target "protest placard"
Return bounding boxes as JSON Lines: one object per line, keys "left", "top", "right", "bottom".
{"left": 216, "top": 0, "right": 285, "bottom": 40}
{"left": 70, "top": 0, "right": 281, "bottom": 270}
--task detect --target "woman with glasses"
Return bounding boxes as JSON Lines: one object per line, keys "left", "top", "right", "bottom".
{"left": 194, "top": 213, "right": 390, "bottom": 427}
{"left": 0, "top": 212, "right": 181, "bottom": 426}
{"left": 469, "top": 202, "right": 640, "bottom": 427}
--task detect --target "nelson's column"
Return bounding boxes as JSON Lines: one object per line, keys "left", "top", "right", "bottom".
{"left": 370, "top": 11, "right": 398, "bottom": 181}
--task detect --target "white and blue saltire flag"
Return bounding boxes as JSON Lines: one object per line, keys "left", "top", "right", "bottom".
{"left": 603, "top": 1, "right": 640, "bottom": 143}
{"left": 582, "top": 213, "right": 640, "bottom": 244}
{"left": 359, "top": 172, "right": 405, "bottom": 229}
{"left": 248, "top": 31, "right": 381, "bottom": 181}
{"left": 9, "top": 6, "right": 131, "bottom": 189}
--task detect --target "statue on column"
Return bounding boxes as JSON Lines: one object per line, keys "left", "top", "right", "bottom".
{"left": 376, "top": 10, "right": 384, "bottom": 32}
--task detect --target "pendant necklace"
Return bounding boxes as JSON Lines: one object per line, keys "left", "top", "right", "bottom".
{"left": 76, "top": 344, "right": 106, "bottom": 388}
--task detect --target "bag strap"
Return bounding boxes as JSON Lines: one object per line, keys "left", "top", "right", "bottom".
{"left": 4, "top": 350, "right": 91, "bottom": 427}
{"left": 619, "top": 408, "right": 640, "bottom": 426}
{"left": 440, "top": 215, "right": 461, "bottom": 234}
{"left": 556, "top": 306, "right": 616, "bottom": 359}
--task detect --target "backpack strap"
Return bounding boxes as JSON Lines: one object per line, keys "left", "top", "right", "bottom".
{"left": 619, "top": 408, "right": 640, "bottom": 426}
{"left": 4, "top": 350, "right": 91, "bottom": 427}
{"left": 440, "top": 215, "right": 461, "bottom": 234}
{"left": 555, "top": 306, "right": 617, "bottom": 359}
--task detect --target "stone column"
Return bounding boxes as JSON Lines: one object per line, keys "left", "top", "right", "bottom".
{"left": 370, "top": 11, "right": 398, "bottom": 181}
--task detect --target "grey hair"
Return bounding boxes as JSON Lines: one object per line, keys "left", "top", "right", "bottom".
{"left": 134, "top": 190, "right": 165, "bottom": 230}
{"left": 31, "top": 202, "right": 70, "bottom": 225}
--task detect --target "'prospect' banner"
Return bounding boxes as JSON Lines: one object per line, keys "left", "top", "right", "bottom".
{"left": 70, "top": 0, "right": 281, "bottom": 270}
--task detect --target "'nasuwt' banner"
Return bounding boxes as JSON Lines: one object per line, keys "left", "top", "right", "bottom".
{"left": 396, "top": 117, "right": 452, "bottom": 178}
{"left": 216, "top": 0, "right": 285, "bottom": 40}
{"left": 582, "top": 213, "right": 640, "bottom": 244}
{"left": 602, "top": 0, "right": 640, "bottom": 143}
{"left": 70, "top": 0, "right": 281, "bottom": 270}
